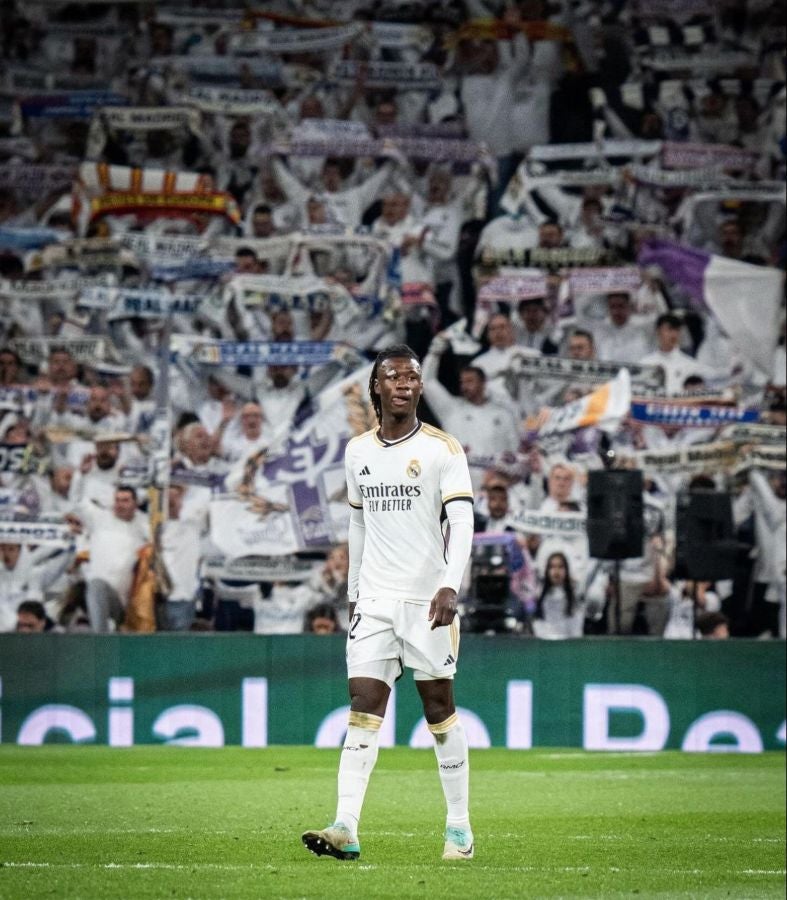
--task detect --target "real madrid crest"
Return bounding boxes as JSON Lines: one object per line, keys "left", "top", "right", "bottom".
{"left": 406, "top": 459, "right": 421, "bottom": 479}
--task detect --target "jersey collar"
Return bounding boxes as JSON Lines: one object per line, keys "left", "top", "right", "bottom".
{"left": 375, "top": 419, "right": 422, "bottom": 448}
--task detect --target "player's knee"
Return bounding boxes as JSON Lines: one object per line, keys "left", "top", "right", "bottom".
{"left": 421, "top": 697, "right": 456, "bottom": 725}
{"left": 349, "top": 679, "right": 389, "bottom": 717}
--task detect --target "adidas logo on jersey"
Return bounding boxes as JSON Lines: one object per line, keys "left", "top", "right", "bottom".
{"left": 359, "top": 466, "right": 371, "bottom": 476}
{"left": 443, "top": 654, "right": 456, "bottom": 666}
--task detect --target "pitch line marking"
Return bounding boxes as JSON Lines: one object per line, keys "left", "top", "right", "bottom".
{"left": 3, "top": 862, "right": 784, "bottom": 876}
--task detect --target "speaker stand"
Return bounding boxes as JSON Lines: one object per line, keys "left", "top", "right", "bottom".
{"left": 613, "top": 559, "right": 622, "bottom": 635}
{"left": 691, "top": 580, "right": 699, "bottom": 640}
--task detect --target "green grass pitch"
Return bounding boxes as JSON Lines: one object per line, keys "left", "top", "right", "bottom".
{"left": 0, "top": 747, "right": 784, "bottom": 899}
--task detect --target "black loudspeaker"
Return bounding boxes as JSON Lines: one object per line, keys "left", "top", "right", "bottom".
{"left": 587, "top": 469, "right": 645, "bottom": 560}
{"left": 674, "top": 491, "right": 736, "bottom": 581}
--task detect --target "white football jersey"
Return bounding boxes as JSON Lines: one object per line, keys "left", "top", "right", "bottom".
{"left": 345, "top": 421, "right": 474, "bottom": 604}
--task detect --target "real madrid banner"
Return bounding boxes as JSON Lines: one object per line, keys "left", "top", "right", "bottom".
{"left": 10, "top": 337, "right": 113, "bottom": 366}
{"left": 0, "top": 278, "right": 108, "bottom": 301}
{"left": 736, "top": 445, "right": 787, "bottom": 473}
{"left": 0, "top": 164, "right": 76, "bottom": 205}
{"left": 227, "top": 22, "right": 364, "bottom": 55}
{"left": 508, "top": 510, "right": 587, "bottom": 537}
{"left": 477, "top": 275, "right": 548, "bottom": 305}
{"left": 118, "top": 232, "right": 207, "bottom": 262}
{"left": 660, "top": 141, "right": 761, "bottom": 172}
{"left": 79, "top": 286, "right": 204, "bottom": 318}
{"left": 190, "top": 341, "right": 342, "bottom": 368}
{"left": 630, "top": 402, "right": 760, "bottom": 427}
{"left": 625, "top": 441, "right": 739, "bottom": 474}
{"left": 330, "top": 60, "right": 442, "bottom": 90}
{"left": 93, "top": 105, "right": 203, "bottom": 132}
{"left": 172, "top": 86, "right": 284, "bottom": 117}
{"left": 0, "top": 518, "right": 74, "bottom": 547}
{"left": 722, "top": 424, "right": 786, "bottom": 446}
{"left": 151, "top": 260, "right": 236, "bottom": 282}
{"left": 510, "top": 354, "right": 664, "bottom": 389}
{"left": 477, "top": 246, "right": 609, "bottom": 270}
{"left": 567, "top": 267, "right": 643, "bottom": 296}
{"left": 201, "top": 554, "right": 316, "bottom": 584}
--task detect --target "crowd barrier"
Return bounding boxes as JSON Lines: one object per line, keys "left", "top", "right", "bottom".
{"left": 0, "top": 635, "right": 784, "bottom": 752}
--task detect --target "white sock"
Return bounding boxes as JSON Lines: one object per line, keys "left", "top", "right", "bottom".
{"left": 429, "top": 713, "right": 471, "bottom": 831}
{"left": 335, "top": 711, "right": 383, "bottom": 837}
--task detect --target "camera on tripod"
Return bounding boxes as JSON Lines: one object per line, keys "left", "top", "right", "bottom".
{"left": 461, "top": 535, "right": 524, "bottom": 634}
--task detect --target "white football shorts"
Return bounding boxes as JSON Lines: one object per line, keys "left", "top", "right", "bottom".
{"left": 346, "top": 597, "right": 460, "bottom": 686}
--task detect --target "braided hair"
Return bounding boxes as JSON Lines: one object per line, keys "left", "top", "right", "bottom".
{"left": 368, "top": 344, "right": 420, "bottom": 424}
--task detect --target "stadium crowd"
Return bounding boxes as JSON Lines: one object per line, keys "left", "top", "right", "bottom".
{"left": 0, "top": 0, "right": 784, "bottom": 640}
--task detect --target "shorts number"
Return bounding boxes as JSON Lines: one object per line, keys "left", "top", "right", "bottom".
{"left": 348, "top": 612, "right": 361, "bottom": 640}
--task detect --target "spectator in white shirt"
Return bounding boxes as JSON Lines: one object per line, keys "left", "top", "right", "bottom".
{"left": 592, "top": 292, "right": 653, "bottom": 364}
{"left": 536, "top": 219, "right": 566, "bottom": 250}
{"left": 423, "top": 332, "right": 522, "bottom": 487}
{"left": 72, "top": 485, "right": 150, "bottom": 632}
{"left": 538, "top": 461, "right": 582, "bottom": 514}
{"left": 735, "top": 468, "right": 786, "bottom": 638}
{"left": 127, "top": 365, "right": 156, "bottom": 435}
{"left": 475, "top": 482, "right": 519, "bottom": 534}
{"left": 31, "top": 346, "right": 82, "bottom": 431}
{"left": 515, "top": 297, "right": 561, "bottom": 355}
{"left": 532, "top": 551, "right": 585, "bottom": 639}
{"left": 173, "top": 422, "right": 229, "bottom": 519}
{"left": 273, "top": 155, "right": 397, "bottom": 230}
{"left": 477, "top": 210, "right": 540, "bottom": 263}
{"left": 533, "top": 488, "right": 591, "bottom": 598}
{"left": 372, "top": 190, "right": 435, "bottom": 286}
{"left": 68, "top": 438, "right": 124, "bottom": 509}
{"left": 55, "top": 385, "right": 129, "bottom": 467}
{"left": 198, "top": 375, "right": 237, "bottom": 437}
{"left": 459, "top": 34, "right": 532, "bottom": 159}
{"left": 566, "top": 329, "right": 596, "bottom": 360}
{"left": 246, "top": 203, "right": 277, "bottom": 239}
{"left": 33, "top": 464, "right": 74, "bottom": 516}
{"left": 642, "top": 313, "right": 706, "bottom": 395}
{"left": 253, "top": 364, "right": 306, "bottom": 443}
{"left": 472, "top": 312, "right": 527, "bottom": 391}
{"left": 157, "top": 483, "right": 206, "bottom": 631}
{"left": 0, "top": 544, "right": 50, "bottom": 631}
{"left": 567, "top": 196, "right": 607, "bottom": 249}
{"left": 220, "top": 401, "right": 270, "bottom": 463}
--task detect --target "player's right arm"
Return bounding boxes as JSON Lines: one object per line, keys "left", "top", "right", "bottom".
{"left": 347, "top": 506, "right": 365, "bottom": 620}
{"left": 345, "top": 445, "right": 365, "bottom": 618}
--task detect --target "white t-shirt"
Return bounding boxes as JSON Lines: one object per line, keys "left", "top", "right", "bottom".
{"left": 532, "top": 586, "right": 585, "bottom": 639}
{"left": 641, "top": 347, "right": 706, "bottom": 395}
{"left": 345, "top": 422, "right": 473, "bottom": 604}
{"left": 0, "top": 548, "right": 44, "bottom": 632}
{"left": 593, "top": 320, "right": 653, "bottom": 365}
{"left": 477, "top": 215, "right": 539, "bottom": 258}
{"left": 161, "top": 515, "right": 205, "bottom": 602}
{"left": 253, "top": 582, "right": 313, "bottom": 635}
{"left": 273, "top": 158, "right": 394, "bottom": 229}
{"left": 81, "top": 506, "right": 149, "bottom": 600}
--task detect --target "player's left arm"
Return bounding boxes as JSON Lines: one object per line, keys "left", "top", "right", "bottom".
{"left": 429, "top": 498, "right": 475, "bottom": 629}
{"left": 429, "top": 447, "right": 475, "bottom": 630}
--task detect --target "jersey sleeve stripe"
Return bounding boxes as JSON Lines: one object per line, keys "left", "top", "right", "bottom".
{"left": 348, "top": 500, "right": 363, "bottom": 509}
{"left": 443, "top": 492, "right": 474, "bottom": 504}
